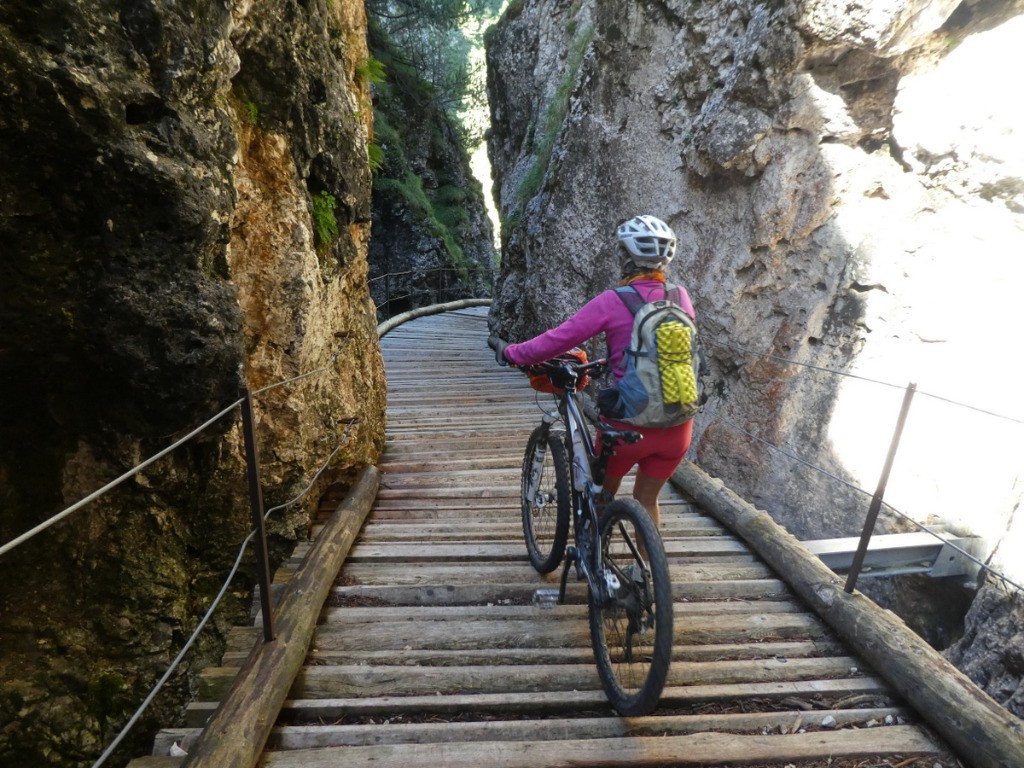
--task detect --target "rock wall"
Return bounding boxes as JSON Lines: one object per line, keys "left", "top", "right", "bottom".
{"left": 486, "top": 0, "right": 1024, "bottom": 715}
{"left": 367, "top": 23, "right": 495, "bottom": 319}
{"left": 0, "top": 0, "right": 384, "bottom": 765}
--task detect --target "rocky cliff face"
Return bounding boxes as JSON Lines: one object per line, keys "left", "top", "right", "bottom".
{"left": 0, "top": 0, "right": 384, "bottom": 764}
{"left": 367, "top": 24, "right": 495, "bottom": 318}
{"left": 486, "top": 0, "right": 1024, "bottom": 715}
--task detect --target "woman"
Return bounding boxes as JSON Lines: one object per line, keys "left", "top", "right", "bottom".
{"left": 491, "top": 214, "right": 696, "bottom": 529}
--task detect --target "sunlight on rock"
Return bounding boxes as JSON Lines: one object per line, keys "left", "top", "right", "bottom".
{"left": 828, "top": 16, "right": 1024, "bottom": 582}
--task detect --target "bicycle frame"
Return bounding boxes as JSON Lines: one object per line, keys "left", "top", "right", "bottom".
{"left": 524, "top": 364, "right": 626, "bottom": 605}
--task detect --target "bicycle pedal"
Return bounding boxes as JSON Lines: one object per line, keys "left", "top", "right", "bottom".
{"left": 532, "top": 589, "right": 560, "bottom": 609}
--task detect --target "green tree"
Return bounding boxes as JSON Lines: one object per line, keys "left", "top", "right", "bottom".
{"left": 366, "top": 1, "right": 504, "bottom": 32}
{"left": 366, "top": 1, "right": 506, "bottom": 144}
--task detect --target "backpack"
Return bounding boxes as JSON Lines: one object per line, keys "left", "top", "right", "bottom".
{"left": 598, "top": 284, "right": 704, "bottom": 427}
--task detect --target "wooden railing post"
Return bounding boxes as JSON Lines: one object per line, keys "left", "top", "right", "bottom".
{"left": 844, "top": 382, "right": 917, "bottom": 593}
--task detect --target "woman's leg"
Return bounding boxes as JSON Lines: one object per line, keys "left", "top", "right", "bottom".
{"left": 631, "top": 469, "right": 668, "bottom": 528}
{"left": 602, "top": 469, "right": 668, "bottom": 526}
{"left": 602, "top": 470, "right": 665, "bottom": 562}
{"left": 603, "top": 473, "right": 624, "bottom": 497}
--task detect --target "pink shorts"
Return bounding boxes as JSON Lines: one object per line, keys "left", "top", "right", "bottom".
{"left": 599, "top": 420, "right": 693, "bottom": 480}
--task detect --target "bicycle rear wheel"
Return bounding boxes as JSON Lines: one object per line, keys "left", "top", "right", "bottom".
{"left": 588, "top": 498, "right": 673, "bottom": 716}
{"left": 520, "top": 424, "right": 570, "bottom": 573}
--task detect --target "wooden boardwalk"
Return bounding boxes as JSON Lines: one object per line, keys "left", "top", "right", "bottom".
{"left": 136, "top": 307, "right": 954, "bottom": 767}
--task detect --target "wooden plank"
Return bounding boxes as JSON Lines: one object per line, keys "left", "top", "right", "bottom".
{"left": 221, "top": 639, "right": 848, "bottom": 668}
{"left": 275, "top": 707, "right": 907, "bottom": 747}
{"left": 315, "top": 600, "right": 806, "bottom": 623}
{"left": 293, "top": 639, "right": 850, "bottom": 666}
{"left": 255, "top": 724, "right": 942, "bottom": 768}
{"left": 337, "top": 561, "right": 777, "bottom": 585}
{"left": 154, "top": 707, "right": 913, "bottom": 754}
{"left": 224, "top": 609, "right": 826, "bottom": 656}
{"left": 179, "top": 676, "right": 895, "bottom": 727}
{"left": 350, "top": 522, "right": 725, "bottom": 543}
{"left": 328, "top": 577, "right": 791, "bottom": 605}
{"left": 301, "top": 612, "right": 828, "bottom": 651}
{"left": 343, "top": 538, "right": 751, "bottom": 562}
{"left": 273, "top": 677, "right": 895, "bottom": 719}
{"left": 199, "top": 656, "right": 864, "bottom": 700}
{"left": 366, "top": 501, "right": 523, "bottom": 516}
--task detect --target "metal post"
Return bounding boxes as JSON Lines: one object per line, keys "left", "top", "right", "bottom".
{"left": 845, "top": 382, "right": 917, "bottom": 593}
{"left": 239, "top": 385, "right": 276, "bottom": 641}
{"left": 384, "top": 250, "right": 391, "bottom": 320}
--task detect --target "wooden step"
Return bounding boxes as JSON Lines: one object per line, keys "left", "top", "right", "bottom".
{"left": 154, "top": 707, "right": 913, "bottom": 754}
{"left": 250, "top": 726, "right": 942, "bottom": 768}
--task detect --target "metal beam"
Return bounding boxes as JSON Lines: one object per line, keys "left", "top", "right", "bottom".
{"left": 802, "top": 531, "right": 984, "bottom": 583}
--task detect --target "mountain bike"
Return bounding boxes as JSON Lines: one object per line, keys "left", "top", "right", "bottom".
{"left": 488, "top": 340, "right": 673, "bottom": 716}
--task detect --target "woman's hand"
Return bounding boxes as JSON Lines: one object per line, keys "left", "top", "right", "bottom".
{"left": 487, "top": 336, "right": 510, "bottom": 366}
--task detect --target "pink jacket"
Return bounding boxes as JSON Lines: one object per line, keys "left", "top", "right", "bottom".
{"left": 503, "top": 280, "right": 696, "bottom": 379}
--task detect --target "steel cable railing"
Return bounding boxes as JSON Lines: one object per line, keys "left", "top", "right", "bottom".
{"left": 0, "top": 398, "right": 244, "bottom": 558}
{"left": 91, "top": 526, "right": 256, "bottom": 768}
{"left": 708, "top": 338, "right": 1024, "bottom": 426}
{"left": 711, "top": 411, "right": 1024, "bottom": 596}
{"left": 700, "top": 336, "right": 1024, "bottom": 595}
{"left": 89, "top": 419, "right": 357, "bottom": 768}
{"left": 369, "top": 265, "right": 491, "bottom": 320}
{"left": 0, "top": 339, "right": 350, "bottom": 558}
{"left": 0, "top": 338, "right": 360, "bottom": 768}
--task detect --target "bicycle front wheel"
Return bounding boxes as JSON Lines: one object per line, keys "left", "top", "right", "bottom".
{"left": 520, "top": 424, "right": 570, "bottom": 573}
{"left": 589, "top": 498, "right": 673, "bottom": 716}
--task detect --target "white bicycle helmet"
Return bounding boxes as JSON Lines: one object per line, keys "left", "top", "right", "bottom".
{"left": 616, "top": 215, "right": 677, "bottom": 267}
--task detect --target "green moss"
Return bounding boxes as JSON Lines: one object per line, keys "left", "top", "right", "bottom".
{"left": 435, "top": 202, "right": 470, "bottom": 232}
{"left": 355, "top": 54, "right": 387, "bottom": 85}
{"left": 566, "top": 0, "right": 583, "bottom": 36}
{"left": 228, "top": 90, "right": 259, "bottom": 126}
{"left": 512, "top": 22, "right": 593, "bottom": 211}
{"left": 435, "top": 185, "right": 467, "bottom": 206}
{"left": 373, "top": 173, "right": 472, "bottom": 269}
{"left": 373, "top": 112, "right": 402, "bottom": 149}
{"left": 513, "top": 23, "right": 593, "bottom": 212}
{"left": 502, "top": 209, "right": 521, "bottom": 237}
{"left": 403, "top": 172, "right": 431, "bottom": 214}
{"left": 243, "top": 101, "right": 259, "bottom": 125}
{"left": 437, "top": 227, "right": 467, "bottom": 271}
{"left": 367, "top": 142, "right": 385, "bottom": 173}
{"left": 311, "top": 191, "right": 339, "bottom": 252}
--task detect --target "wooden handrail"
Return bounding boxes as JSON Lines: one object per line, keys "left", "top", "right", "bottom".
{"left": 671, "top": 460, "right": 1024, "bottom": 768}
{"left": 376, "top": 297, "right": 491, "bottom": 337}
{"left": 180, "top": 466, "right": 380, "bottom": 768}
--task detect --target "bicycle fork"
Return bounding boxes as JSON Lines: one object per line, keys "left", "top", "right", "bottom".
{"left": 523, "top": 417, "right": 558, "bottom": 509}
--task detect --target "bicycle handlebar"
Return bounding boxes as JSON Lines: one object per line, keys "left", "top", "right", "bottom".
{"left": 528, "top": 357, "right": 608, "bottom": 378}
